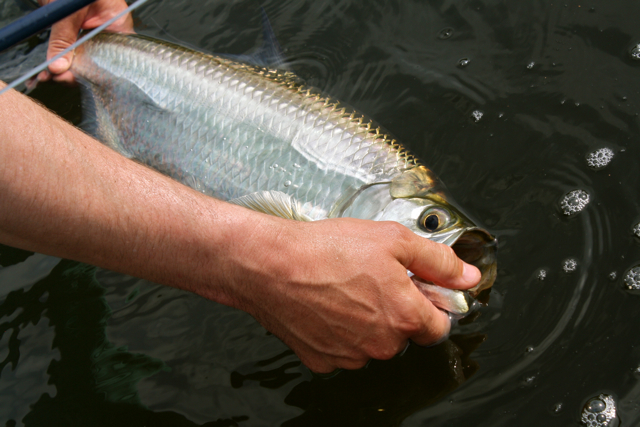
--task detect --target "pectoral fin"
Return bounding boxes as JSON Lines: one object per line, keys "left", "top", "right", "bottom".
{"left": 390, "top": 166, "right": 437, "bottom": 198}
{"left": 229, "top": 191, "right": 312, "bottom": 221}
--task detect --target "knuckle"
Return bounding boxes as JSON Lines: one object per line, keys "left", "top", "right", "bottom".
{"left": 48, "top": 39, "right": 75, "bottom": 52}
{"left": 299, "top": 356, "right": 333, "bottom": 374}
{"left": 395, "top": 316, "right": 423, "bottom": 336}
{"left": 378, "top": 221, "right": 413, "bottom": 247}
{"left": 338, "top": 358, "right": 368, "bottom": 370}
{"left": 369, "top": 344, "right": 402, "bottom": 361}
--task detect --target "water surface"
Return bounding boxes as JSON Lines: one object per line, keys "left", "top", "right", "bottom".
{"left": 1, "top": 0, "right": 640, "bottom": 425}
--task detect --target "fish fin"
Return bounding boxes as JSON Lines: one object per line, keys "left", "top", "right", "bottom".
{"left": 223, "top": 8, "right": 288, "bottom": 70}
{"left": 390, "top": 166, "right": 437, "bottom": 199}
{"left": 409, "top": 273, "right": 471, "bottom": 316}
{"left": 78, "top": 81, "right": 133, "bottom": 158}
{"left": 229, "top": 191, "right": 312, "bottom": 221}
{"left": 255, "top": 7, "right": 287, "bottom": 69}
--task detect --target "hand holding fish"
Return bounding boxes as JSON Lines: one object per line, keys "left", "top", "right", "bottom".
{"left": 230, "top": 217, "right": 480, "bottom": 373}
{"left": 36, "top": 0, "right": 133, "bottom": 83}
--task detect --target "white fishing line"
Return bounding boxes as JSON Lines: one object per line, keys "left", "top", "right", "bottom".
{"left": 0, "top": 0, "right": 149, "bottom": 96}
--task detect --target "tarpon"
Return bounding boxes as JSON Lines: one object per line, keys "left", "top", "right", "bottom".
{"left": 70, "top": 33, "right": 497, "bottom": 316}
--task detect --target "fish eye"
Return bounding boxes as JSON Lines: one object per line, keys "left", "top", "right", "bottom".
{"left": 419, "top": 207, "right": 453, "bottom": 233}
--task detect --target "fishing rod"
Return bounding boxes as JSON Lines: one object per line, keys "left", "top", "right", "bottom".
{"left": 0, "top": 0, "right": 149, "bottom": 96}
{"left": 0, "top": 0, "right": 99, "bottom": 53}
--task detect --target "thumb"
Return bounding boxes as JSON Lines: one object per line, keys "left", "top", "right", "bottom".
{"left": 403, "top": 235, "right": 480, "bottom": 290}
{"left": 46, "top": 10, "right": 87, "bottom": 74}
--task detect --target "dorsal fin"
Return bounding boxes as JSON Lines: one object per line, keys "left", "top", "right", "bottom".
{"left": 222, "top": 8, "right": 288, "bottom": 69}
{"left": 229, "top": 191, "right": 312, "bottom": 221}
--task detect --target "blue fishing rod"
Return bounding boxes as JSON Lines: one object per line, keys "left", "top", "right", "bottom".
{"left": 0, "top": 0, "right": 99, "bottom": 53}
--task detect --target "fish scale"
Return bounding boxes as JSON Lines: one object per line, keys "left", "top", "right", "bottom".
{"left": 73, "top": 33, "right": 416, "bottom": 219}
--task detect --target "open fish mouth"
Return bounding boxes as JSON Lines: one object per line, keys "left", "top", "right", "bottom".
{"left": 450, "top": 228, "right": 497, "bottom": 298}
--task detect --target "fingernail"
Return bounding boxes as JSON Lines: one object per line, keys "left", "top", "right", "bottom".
{"left": 462, "top": 263, "right": 481, "bottom": 285}
{"left": 50, "top": 57, "right": 69, "bottom": 72}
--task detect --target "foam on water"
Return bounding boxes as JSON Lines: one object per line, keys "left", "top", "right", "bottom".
{"left": 581, "top": 395, "right": 616, "bottom": 427}
{"left": 631, "top": 44, "right": 640, "bottom": 60}
{"left": 471, "top": 110, "right": 483, "bottom": 122}
{"left": 586, "top": 148, "right": 614, "bottom": 169}
{"left": 537, "top": 269, "right": 547, "bottom": 280}
{"left": 623, "top": 266, "right": 640, "bottom": 290}
{"left": 633, "top": 222, "right": 640, "bottom": 237}
{"left": 560, "top": 190, "right": 590, "bottom": 215}
{"left": 457, "top": 58, "right": 471, "bottom": 68}
{"left": 438, "top": 27, "right": 454, "bottom": 39}
{"left": 563, "top": 259, "right": 577, "bottom": 273}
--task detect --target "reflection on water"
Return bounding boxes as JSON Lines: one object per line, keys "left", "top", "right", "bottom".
{"left": 2, "top": 0, "right": 640, "bottom": 425}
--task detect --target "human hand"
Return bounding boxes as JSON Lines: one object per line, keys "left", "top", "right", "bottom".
{"left": 37, "top": 0, "right": 133, "bottom": 83}
{"left": 226, "top": 216, "right": 480, "bottom": 374}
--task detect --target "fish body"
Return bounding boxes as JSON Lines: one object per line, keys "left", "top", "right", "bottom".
{"left": 71, "top": 33, "right": 497, "bottom": 315}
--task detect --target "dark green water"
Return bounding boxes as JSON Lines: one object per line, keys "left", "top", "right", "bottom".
{"left": 1, "top": 0, "right": 640, "bottom": 425}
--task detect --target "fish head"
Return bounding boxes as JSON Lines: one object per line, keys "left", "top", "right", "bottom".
{"left": 373, "top": 167, "right": 497, "bottom": 297}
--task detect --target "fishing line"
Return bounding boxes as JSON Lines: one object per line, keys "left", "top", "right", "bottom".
{"left": 0, "top": 0, "right": 149, "bottom": 97}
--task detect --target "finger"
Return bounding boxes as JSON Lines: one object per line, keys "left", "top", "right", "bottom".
{"left": 47, "top": 11, "right": 87, "bottom": 75}
{"left": 296, "top": 351, "right": 338, "bottom": 374}
{"left": 401, "top": 234, "right": 480, "bottom": 290}
{"left": 36, "top": 70, "right": 51, "bottom": 82}
{"left": 83, "top": 0, "right": 133, "bottom": 33}
{"left": 406, "top": 295, "right": 452, "bottom": 346}
{"left": 50, "top": 71, "right": 77, "bottom": 85}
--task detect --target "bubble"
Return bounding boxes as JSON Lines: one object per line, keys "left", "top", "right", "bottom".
{"left": 527, "top": 61, "right": 535, "bottom": 69}
{"left": 563, "top": 259, "right": 578, "bottom": 273}
{"left": 581, "top": 395, "right": 616, "bottom": 427}
{"left": 457, "top": 58, "right": 471, "bottom": 67}
{"left": 630, "top": 44, "right": 640, "bottom": 60}
{"left": 586, "top": 148, "right": 614, "bottom": 169}
{"left": 471, "top": 110, "right": 483, "bottom": 122}
{"left": 633, "top": 222, "right": 640, "bottom": 237}
{"left": 525, "top": 346, "right": 534, "bottom": 353}
{"left": 284, "top": 180, "right": 291, "bottom": 187}
{"left": 553, "top": 402, "right": 563, "bottom": 413}
{"left": 623, "top": 266, "right": 640, "bottom": 290}
{"left": 438, "top": 27, "right": 454, "bottom": 39}
{"left": 537, "top": 270, "right": 547, "bottom": 280}
{"left": 293, "top": 163, "right": 301, "bottom": 168}
{"left": 634, "top": 366, "right": 640, "bottom": 378}
{"left": 560, "top": 189, "right": 590, "bottom": 215}
{"left": 587, "top": 400, "right": 606, "bottom": 412}
{"left": 609, "top": 271, "right": 617, "bottom": 281}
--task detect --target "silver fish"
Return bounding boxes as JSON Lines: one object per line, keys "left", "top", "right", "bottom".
{"left": 71, "top": 33, "right": 497, "bottom": 315}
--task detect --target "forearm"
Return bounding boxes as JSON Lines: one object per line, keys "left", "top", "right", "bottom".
{"left": 0, "top": 83, "right": 270, "bottom": 306}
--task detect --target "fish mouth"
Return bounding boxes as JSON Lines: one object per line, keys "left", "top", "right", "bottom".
{"left": 450, "top": 228, "right": 497, "bottom": 298}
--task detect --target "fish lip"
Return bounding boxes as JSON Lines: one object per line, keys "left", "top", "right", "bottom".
{"left": 449, "top": 227, "right": 498, "bottom": 297}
